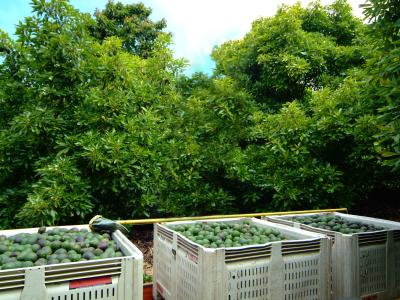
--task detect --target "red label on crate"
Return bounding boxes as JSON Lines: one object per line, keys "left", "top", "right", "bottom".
{"left": 69, "top": 276, "right": 112, "bottom": 289}
{"left": 362, "top": 294, "right": 378, "bottom": 300}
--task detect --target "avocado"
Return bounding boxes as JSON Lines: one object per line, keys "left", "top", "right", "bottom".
{"left": 54, "top": 248, "right": 67, "bottom": 255}
{"left": 37, "top": 246, "right": 52, "bottom": 259}
{"left": 2, "top": 262, "right": 20, "bottom": 270}
{"left": 47, "top": 259, "right": 60, "bottom": 265}
{"left": 68, "top": 253, "right": 81, "bottom": 262}
{"left": 34, "top": 258, "right": 47, "bottom": 266}
{"left": 0, "top": 244, "right": 8, "bottom": 254}
{"left": 17, "top": 250, "right": 37, "bottom": 262}
{"left": 83, "top": 251, "right": 95, "bottom": 260}
{"left": 38, "top": 226, "right": 46, "bottom": 234}
{"left": 21, "top": 261, "right": 35, "bottom": 268}
{"left": 93, "top": 248, "right": 103, "bottom": 256}
{"left": 56, "top": 253, "right": 68, "bottom": 261}
{"left": 98, "top": 241, "right": 109, "bottom": 251}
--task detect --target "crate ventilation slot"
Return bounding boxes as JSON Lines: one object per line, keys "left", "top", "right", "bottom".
{"left": 51, "top": 286, "right": 116, "bottom": 300}
{"left": 45, "top": 260, "right": 121, "bottom": 284}
{"left": 0, "top": 270, "right": 25, "bottom": 291}
{"left": 300, "top": 225, "right": 335, "bottom": 240}
{"left": 177, "top": 235, "right": 199, "bottom": 256}
{"left": 158, "top": 226, "right": 173, "bottom": 241}
{"left": 225, "top": 245, "right": 272, "bottom": 263}
{"left": 358, "top": 232, "right": 387, "bottom": 246}
{"left": 282, "top": 240, "right": 320, "bottom": 255}
{"left": 227, "top": 265, "right": 269, "bottom": 300}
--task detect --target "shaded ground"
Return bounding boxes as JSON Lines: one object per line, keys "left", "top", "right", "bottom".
{"left": 129, "top": 224, "right": 154, "bottom": 277}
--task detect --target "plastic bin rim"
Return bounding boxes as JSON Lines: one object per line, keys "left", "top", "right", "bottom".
{"left": 156, "top": 218, "right": 327, "bottom": 251}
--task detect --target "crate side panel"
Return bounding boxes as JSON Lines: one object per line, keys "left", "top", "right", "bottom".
{"left": 226, "top": 260, "right": 270, "bottom": 300}
{"left": 359, "top": 244, "right": 387, "bottom": 295}
{"left": 176, "top": 249, "right": 200, "bottom": 300}
{"left": 154, "top": 235, "right": 173, "bottom": 294}
{"left": 283, "top": 254, "right": 320, "bottom": 300}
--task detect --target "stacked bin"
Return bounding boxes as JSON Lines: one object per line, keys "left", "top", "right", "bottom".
{"left": 0, "top": 225, "right": 143, "bottom": 300}
{"left": 265, "top": 212, "right": 400, "bottom": 300}
{"left": 153, "top": 217, "right": 331, "bottom": 300}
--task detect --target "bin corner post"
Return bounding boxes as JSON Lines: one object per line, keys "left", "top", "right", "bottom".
{"left": 214, "top": 248, "right": 226, "bottom": 299}
{"left": 340, "top": 234, "right": 359, "bottom": 298}
{"left": 319, "top": 237, "right": 331, "bottom": 300}
{"left": 331, "top": 232, "right": 340, "bottom": 300}
{"left": 20, "top": 267, "right": 48, "bottom": 300}
{"left": 120, "top": 257, "right": 132, "bottom": 299}
{"left": 270, "top": 242, "right": 284, "bottom": 300}
{"left": 199, "top": 248, "right": 216, "bottom": 300}
{"left": 129, "top": 255, "right": 143, "bottom": 300}
{"left": 171, "top": 230, "right": 178, "bottom": 299}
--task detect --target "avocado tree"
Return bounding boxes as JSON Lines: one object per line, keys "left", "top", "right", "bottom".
{"left": 212, "top": 0, "right": 368, "bottom": 107}
{"left": 0, "top": 0, "right": 177, "bottom": 228}
{"left": 0, "top": 0, "right": 97, "bottom": 228}
{"left": 0, "top": 0, "right": 243, "bottom": 229}
{"left": 88, "top": 0, "right": 167, "bottom": 58}
{"left": 362, "top": 0, "right": 400, "bottom": 170}
{"left": 204, "top": 0, "right": 398, "bottom": 210}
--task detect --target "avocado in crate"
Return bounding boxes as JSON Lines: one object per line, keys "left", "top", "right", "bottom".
{"left": 265, "top": 212, "right": 400, "bottom": 300}
{"left": 0, "top": 227, "right": 123, "bottom": 270}
{"left": 167, "top": 219, "right": 287, "bottom": 248}
{"left": 0, "top": 225, "right": 143, "bottom": 300}
{"left": 153, "top": 217, "right": 331, "bottom": 300}
{"left": 288, "top": 214, "right": 385, "bottom": 234}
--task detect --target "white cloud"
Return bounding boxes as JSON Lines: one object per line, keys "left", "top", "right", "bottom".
{"left": 141, "top": 0, "right": 366, "bottom": 73}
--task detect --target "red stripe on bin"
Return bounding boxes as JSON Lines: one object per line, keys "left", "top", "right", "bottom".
{"left": 69, "top": 276, "right": 112, "bottom": 289}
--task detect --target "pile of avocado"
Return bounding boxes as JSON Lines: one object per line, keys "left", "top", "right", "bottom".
{"left": 168, "top": 220, "right": 287, "bottom": 248}
{"left": 0, "top": 227, "right": 123, "bottom": 270}
{"left": 288, "top": 214, "right": 385, "bottom": 234}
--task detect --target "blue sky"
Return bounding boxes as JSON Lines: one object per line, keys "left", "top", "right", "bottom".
{"left": 0, "top": 0, "right": 365, "bottom": 75}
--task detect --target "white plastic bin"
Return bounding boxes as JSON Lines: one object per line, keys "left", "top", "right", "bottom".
{"left": 265, "top": 212, "right": 400, "bottom": 300}
{"left": 153, "top": 217, "right": 331, "bottom": 300}
{"left": 0, "top": 225, "right": 143, "bottom": 300}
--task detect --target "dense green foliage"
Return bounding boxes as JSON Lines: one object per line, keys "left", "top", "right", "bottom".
{"left": 197, "top": 0, "right": 398, "bottom": 211}
{"left": 0, "top": 0, "right": 399, "bottom": 228}
{"left": 361, "top": 0, "right": 400, "bottom": 170}
{"left": 212, "top": 0, "right": 369, "bottom": 106}
{"left": 0, "top": 0, "right": 178, "bottom": 226}
{"left": 88, "top": 1, "right": 166, "bottom": 58}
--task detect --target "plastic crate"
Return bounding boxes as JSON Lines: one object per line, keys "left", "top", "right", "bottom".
{"left": 264, "top": 212, "right": 400, "bottom": 300}
{"left": 152, "top": 217, "right": 331, "bottom": 300}
{"left": 0, "top": 225, "right": 143, "bottom": 300}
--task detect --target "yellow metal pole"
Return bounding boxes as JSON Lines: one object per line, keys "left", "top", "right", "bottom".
{"left": 118, "top": 208, "right": 348, "bottom": 225}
